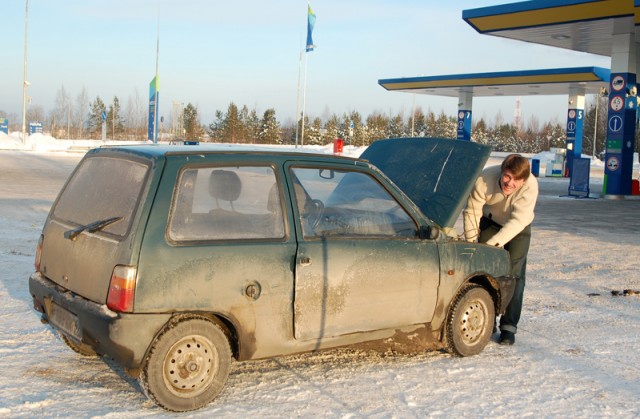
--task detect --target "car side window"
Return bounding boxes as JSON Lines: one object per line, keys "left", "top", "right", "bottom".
{"left": 290, "top": 167, "right": 417, "bottom": 239}
{"left": 169, "top": 166, "right": 285, "bottom": 241}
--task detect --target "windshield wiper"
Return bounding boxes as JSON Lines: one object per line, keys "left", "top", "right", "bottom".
{"left": 64, "top": 216, "right": 123, "bottom": 241}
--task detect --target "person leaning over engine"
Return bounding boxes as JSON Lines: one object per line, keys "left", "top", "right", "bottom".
{"left": 463, "top": 154, "right": 539, "bottom": 346}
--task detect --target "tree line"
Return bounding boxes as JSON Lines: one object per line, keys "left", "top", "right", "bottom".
{"left": 0, "top": 86, "right": 623, "bottom": 156}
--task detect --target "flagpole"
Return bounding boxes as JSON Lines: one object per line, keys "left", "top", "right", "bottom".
{"left": 301, "top": 50, "right": 309, "bottom": 147}
{"left": 153, "top": 3, "right": 160, "bottom": 143}
{"left": 294, "top": 49, "right": 302, "bottom": 148}
{"left": 300, "top": 1, "right": 315, "bottom": 148}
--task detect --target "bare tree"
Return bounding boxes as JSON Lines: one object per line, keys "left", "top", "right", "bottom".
{"left": 74, "top": 87, "right": 89, "bottom": 139}
{"left": 51, "top": 85, "right": 71, "bottom": 138}
{"left": 26, "top": 105, "right": 45, "bottom": 126}
{"left": 125, "top": 88, "right": 145, "bottom": 140}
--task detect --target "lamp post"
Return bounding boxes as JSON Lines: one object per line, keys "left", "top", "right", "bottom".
{"left": 592, "top": 87, "right": 608, "bottom": 160}
{"left": 21, "top": 0, "right": 29, "bottom": 144}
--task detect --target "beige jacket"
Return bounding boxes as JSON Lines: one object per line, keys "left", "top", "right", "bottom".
{"left": 463, "top": 164, "right": 538, "bottom": 247}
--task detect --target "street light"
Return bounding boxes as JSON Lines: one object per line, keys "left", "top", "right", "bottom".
{"left": 592, "top": 87, "right": 608, "bottom": 160}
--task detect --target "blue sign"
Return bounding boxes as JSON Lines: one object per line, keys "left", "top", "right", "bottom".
{"left": 28, "top": 122, "right": 43, "bottom": 135}
{"left": 101, "top": 111, "right": 107, "bottom": 121}
{"left": 456, "top": 110, "right": 472, "bottom": 141}
{"left": 148, "top": 76, "right": 159, "bottom": 142}
{"left": 604, "top": 72, "right": 637, "bottom": 195}
{"left": 0, "top": 118, "right": 8, "bottom": 134}
{"left": 609, "top": 115, "right": 623, "bottom": 132}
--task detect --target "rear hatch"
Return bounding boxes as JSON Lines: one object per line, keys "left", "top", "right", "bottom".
{"left": 38, "top": 151, "right": 153, "bottom": 304}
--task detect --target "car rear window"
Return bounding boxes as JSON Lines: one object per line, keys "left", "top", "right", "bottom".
{"left": 52, "top": 156, "right": 150, "bottom": 238}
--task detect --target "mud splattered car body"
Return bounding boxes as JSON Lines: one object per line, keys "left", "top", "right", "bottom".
{"left": 29, "top": 138, "right": 514, "bottom": 411}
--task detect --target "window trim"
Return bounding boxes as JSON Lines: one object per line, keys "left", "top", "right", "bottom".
{"left": 286, "top": 164, "right": 420, "bottom": 241}
{"left": 166, "top": 162, "right": 290, "bottom": 245}
{"left": 50, "top": 155, "right": 152, "bottom": 241}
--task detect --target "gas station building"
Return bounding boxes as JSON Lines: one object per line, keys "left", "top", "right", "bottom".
{"left": 379, "top": 0, "right": 638, "bottom": 198}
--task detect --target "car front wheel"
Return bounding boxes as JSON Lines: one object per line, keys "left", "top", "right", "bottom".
{"left": 139, "top": 316, "right": 232, "bottom": 412}
{"left": 445, "top": 284, "right": 495, "bottom": 357}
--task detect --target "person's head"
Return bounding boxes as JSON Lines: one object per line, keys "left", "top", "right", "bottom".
{"left": 500, "top": 154, "right": 530, "bottom": 196}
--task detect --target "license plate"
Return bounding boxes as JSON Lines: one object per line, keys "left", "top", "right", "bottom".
{"left": 48, "top": 301, "right": 81, "bottom": 341}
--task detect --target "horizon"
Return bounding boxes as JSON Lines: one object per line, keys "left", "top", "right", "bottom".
{"left": 2, "top": 0, "right": 611, "bottom": 128}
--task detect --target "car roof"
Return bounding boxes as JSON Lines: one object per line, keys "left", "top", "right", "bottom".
{"left": 87, "top": 144, "right": 363, "bottom": 164}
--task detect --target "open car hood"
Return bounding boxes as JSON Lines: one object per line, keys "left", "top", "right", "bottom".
{"left": 360, "top": 138, "right": 491, "bottom": 228}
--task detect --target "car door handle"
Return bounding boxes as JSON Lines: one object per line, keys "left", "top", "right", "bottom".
{"left": 299, "top": 256, "right": 312, "bottom": 266}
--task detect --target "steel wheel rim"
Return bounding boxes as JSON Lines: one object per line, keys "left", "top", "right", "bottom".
{"left": 458, "top": 298, "right": 488, "bottom": 345}
{"left": 163, "top": 334, "right": 219, "bottom": 398}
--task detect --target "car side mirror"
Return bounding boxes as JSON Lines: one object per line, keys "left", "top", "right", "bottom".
{"left": 420, "top": 225, "right": 440, "bottom": 240}
{"left": 319, "top": 169, "right": 335, "bottom": 179}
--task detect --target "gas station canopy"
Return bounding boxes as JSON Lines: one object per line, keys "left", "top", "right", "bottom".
{"left": 378, "top": 66, "right": 610, "bottom": 97}
{"left": 462, "top": 0, "right": 636, "bottom": 57}
{"left": 378, "top": 0, "right": 637, "bottom": 196}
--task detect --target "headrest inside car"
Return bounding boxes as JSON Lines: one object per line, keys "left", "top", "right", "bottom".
{"left": 209, "top": 170, "right": 242, "bottom": 202}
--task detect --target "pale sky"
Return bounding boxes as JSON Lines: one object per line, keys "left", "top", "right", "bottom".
{"left": 1, "top": 0, "right": 611, "bottom": 127}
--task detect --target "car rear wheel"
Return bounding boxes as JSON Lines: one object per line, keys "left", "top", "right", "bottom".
{"left": 139, "top": 317, "right": 232, "bottom": 412}
{"left": 446, "top": 284, "right": 494, "bottom": 357}
{"left": 60, "top": 333, "right": 99, "bottom": 357}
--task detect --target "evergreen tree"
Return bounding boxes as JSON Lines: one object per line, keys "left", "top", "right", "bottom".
{"left": 222, "top": 102, "right": 242, "bottom": 143}
{"left": 349, "top": 111, "right": 365, "bottom": 146}
{"left": 208, "top": 110, "right": 225, "bottom": 142}
{"left": 472, "top": 118, "right": 490, "bottom": 145}
{"left": 248, "top": 109, "right": 261, "bottom": 143}
{"left": 259, "top": 108, "right": 280, "bottom": 144}
{"left": 183, "top": 103, "right": 204, "bottom": 140}
{"left": 298, "top": 115, "right": 312, "bottom": 146}
{"left": 106, "top": 96, "right": 124, "bottom": 140}
{"left": 389, "top": 113, "right": 405, "bottom": 138}
{"left": 434, "top": 111, "right": 456, "bottom": 139}
{"left": 412, "top": 107, "right": 426, "bottom": 137}
{"left": 306, "top": 117, "right": 322, "bottom": 145}
{"left": 88, "top": 96, "right": 106, "bottom": 139}
{"left": 425, "top": 110, "right": 437, "bottom": 137}
{"left": 323, "top": 114, "right": 341, "bottom": 144}
{"left": 365, "top": 112, "right": 389, "bottom": 142}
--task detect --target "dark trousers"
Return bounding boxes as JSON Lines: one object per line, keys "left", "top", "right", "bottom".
{"left": 479, "top": 216, "right": 531, "bottom": 334}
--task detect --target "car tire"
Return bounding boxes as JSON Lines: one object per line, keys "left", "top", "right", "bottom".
{"left": 139, "top": 316, "right": 232, "bottom": 412}
{"left": 60, "top": 333, "right": 99, "bottom": 357}
{"left": 445, "top": 284, "right": 495, "bottom": 357}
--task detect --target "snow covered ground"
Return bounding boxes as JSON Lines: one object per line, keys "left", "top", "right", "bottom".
{"left": 1, "top": 135, "right": 639, "bottom": 417}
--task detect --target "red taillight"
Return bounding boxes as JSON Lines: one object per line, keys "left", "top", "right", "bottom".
{"left": 107, "top": 265, "right": 137, "bottom": 313}
{"left": 35, "top": 235, "right": 43, "bottom": 272}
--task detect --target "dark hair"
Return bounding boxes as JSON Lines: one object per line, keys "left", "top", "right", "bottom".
{"left": 501, "top": 154, "right": 530, "bottom": 181}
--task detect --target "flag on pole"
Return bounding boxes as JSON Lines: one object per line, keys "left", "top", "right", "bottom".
{"left": 306, "top": 4, "right": 316, "bottom": 52}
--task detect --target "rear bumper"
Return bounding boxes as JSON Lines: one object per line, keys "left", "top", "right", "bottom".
{"left": 29, "top": 272, "right": 171, "bottom": 370}
{"left": 495, "top": 275, "right": 516, "bottom": 314}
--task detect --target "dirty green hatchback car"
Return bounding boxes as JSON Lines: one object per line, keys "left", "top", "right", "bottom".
{"left": 29, "top": 138, "right": 515, "bottom": 412}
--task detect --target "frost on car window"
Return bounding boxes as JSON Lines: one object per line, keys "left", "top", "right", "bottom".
{"left": 169, "top": 166, "right": 285, "bottom": 241}
{"left": 53, "top": 156, "right": 149, "bottom": 238}
{"left": 291, "top": 167, "right": 417, "bottom": 239}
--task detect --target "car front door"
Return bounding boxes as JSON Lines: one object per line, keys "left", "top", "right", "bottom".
{"left": 287, "top": 164, "right": 440, "bottom": 341}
